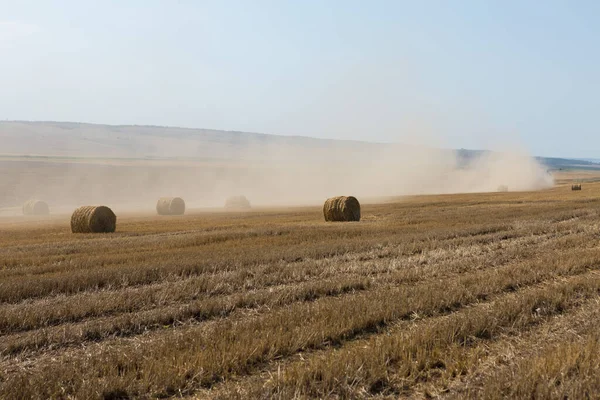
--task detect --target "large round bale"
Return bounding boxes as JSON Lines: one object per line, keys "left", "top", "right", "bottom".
{"left": 224, "top": 195, "right": 251, "bottom": 210}
{"left": 22, "top": 199, "right": 49, "bottom": 215}
{"left": 323, "top": 196, "right": 361, "bottom": 222}
{"left": 71, "top": 206, "right": 116, "bottom": 233}
{"left": 572, "top": 184, "right": 582, "bottom": 191}
{"left": 156, "top": 197, "right": 185, "bottom": 215}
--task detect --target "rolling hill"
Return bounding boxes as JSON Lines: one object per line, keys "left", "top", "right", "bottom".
{"left": 1, "top": 120, "right": 596, "bottom": 170}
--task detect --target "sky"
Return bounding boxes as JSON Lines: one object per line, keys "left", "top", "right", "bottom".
{"left": 1, "top": 1, "right": 599, "bottom": 158}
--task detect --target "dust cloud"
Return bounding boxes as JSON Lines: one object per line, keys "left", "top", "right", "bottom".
{"left": 226, "top": 140, "right": 554, "bottom": 205}
{"left": 0, "top": 122, "right": 554, "bottom": 215}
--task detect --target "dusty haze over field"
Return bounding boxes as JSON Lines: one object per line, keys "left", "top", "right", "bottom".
{"left": 0, "top": 121, "right": 553, "bottom": 213}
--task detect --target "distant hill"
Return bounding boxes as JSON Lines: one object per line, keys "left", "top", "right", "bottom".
{"left": 0, "top": 120, "right": 382, "bottom": 162}
{"left": 0, "top": 120, "right": 596, "bottom": 170}
{"left": 453, "top": 148, "right": 598, "bottom": 170}
{"left": 535, "top": 157, "right": 600, "bottom": 171}
{"left": 573, "top": 158, "right": 600, "bottom": 163}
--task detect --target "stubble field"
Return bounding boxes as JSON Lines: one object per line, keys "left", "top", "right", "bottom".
{"left": 1, "top": 180, "right": 600, "bottom": 399}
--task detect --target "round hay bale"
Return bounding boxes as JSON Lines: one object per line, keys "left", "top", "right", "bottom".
{"left": 225, "top": 195, "right": 251, "bottom": 210}
{"left": 323, "top": 196, "right": 360, "bottom": 222}
{"left": 156, "top": 197, "right": 185, "bottom": 215}
{"left": 22, "top": 199, "right": 49, "bottom": 216}
{"left": 71, "top": 206, "right": 116, "bottom": 233}
{"left": 571, "top": 184, "right": 582, "bottom": 191}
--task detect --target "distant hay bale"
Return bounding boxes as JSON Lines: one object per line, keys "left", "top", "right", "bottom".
{"left": 156, "top": 197, "right": 185, "bottom": 215}
{"left": 71, "top": 206, "right": 116, "bottom": 233}
{"left": 571, "top": 184, "right": 582, "bottom": 191}
{"left": 497, "top": 185, "right": 508, "bottom": 192}
{"left": 225, "top": 195, "right": 251, "bottom": 210}
{"left": 22, "top": 199, "right": 49, "bottom": 216}
{"left": 323, "top": 196, "right": 361, "bottom": 222}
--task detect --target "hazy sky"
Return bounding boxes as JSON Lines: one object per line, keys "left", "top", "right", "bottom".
{"left": 1, "top": 1, "right": 599, "bottom": 158}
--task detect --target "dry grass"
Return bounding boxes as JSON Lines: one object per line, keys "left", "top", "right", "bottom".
{"left": 1, "top": 181, "right": 600, "bottom": 399}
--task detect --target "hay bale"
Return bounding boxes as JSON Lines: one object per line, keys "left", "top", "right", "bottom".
{"left": 497, "top": 185, "right": 508, "bottom": 192}
{"left": 225, "top": 195, "right": 251, "bottom": 210}
{"left": 323, "top": 196, "right": 360, "bottom": 222}
{"left": 571, "top": 184, "right": 582, "bottom": 191}
{"left": 71, "top": 206, "right": 116, "bottom": 233}
{"left": 156, "top": 197, "right": 185, "bottom": 215}
{"left": 22, "top": 199, "right": 49, "bottom": 215}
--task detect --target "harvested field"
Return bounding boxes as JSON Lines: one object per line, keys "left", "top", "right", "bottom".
{"left": 1, "top": 182, "right": 600, "bottom": 399}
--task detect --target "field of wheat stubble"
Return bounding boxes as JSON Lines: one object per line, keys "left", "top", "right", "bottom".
{"left": 1, "top": 180, "right": 600, "bottom": 399}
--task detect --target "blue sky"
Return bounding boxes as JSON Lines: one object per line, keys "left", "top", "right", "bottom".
{"left": 1, "top": 1, "right": 599, "bottom": 158}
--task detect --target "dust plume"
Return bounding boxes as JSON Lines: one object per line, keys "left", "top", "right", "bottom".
{"left": 0, "top": 121, "right": 554, "bottom": 215}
